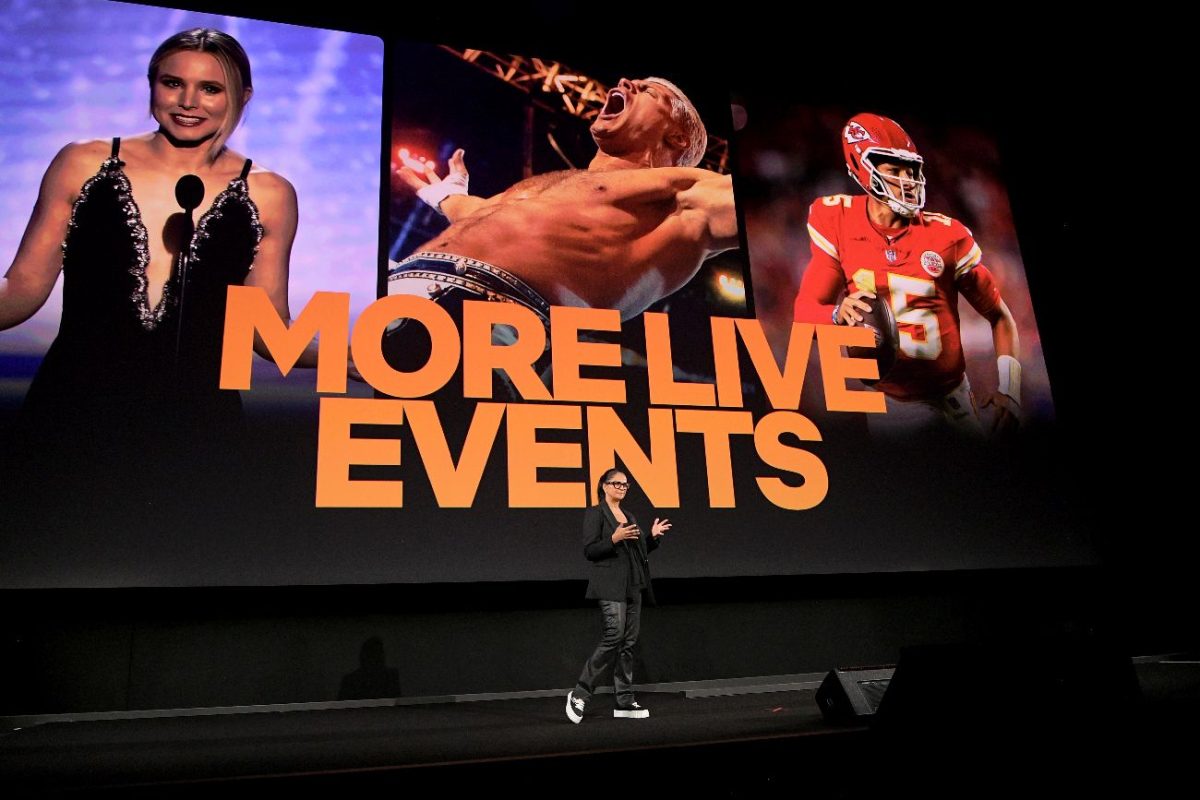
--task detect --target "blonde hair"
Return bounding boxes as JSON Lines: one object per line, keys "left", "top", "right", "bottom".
{"left": 148, "top": 29, "right": 252, "bottom": 162}
{"left": 644, "top": 77, "right": 707, "bottom": 168}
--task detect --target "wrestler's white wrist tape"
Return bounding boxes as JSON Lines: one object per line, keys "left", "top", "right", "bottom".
{"left": 997, "top": 355, "right": 1021, "bottom": 405}
{"left": 416, "top": 172, "right": 469, "bottom": 217}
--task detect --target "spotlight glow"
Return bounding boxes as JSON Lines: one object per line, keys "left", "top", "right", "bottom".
{"left": 716, "top": 272, "right": 746, "bottom": 303}
{"left": 397, "top": 147, "right": 435, "bottom": 172}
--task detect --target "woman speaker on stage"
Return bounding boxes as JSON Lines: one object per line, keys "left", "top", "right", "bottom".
{"left": 566, "top": 467, "right": 673, "bottom": 723}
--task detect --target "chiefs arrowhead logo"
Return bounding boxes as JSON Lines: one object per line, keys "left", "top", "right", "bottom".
{"left": 844, "top": 121, "right": 871, "bottom": 144}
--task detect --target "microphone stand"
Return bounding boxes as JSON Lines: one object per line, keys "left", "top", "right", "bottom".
{"left": 173, "top": 212, "right": 195, "bottom": 375}
{"left": 172, "top": 175, "right": 204, "bottom": 386}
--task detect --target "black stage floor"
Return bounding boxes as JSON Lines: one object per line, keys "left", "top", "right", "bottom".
{"left": 3, "top": 664, "right": 1197, "bottom": 797}
{"left": 2, "top": 689, "right": 857, "bottom": 795}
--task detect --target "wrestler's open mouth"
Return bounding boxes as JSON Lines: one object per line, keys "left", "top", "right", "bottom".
{"left": 600, "top": 90, "right": 626, "bottom": 119}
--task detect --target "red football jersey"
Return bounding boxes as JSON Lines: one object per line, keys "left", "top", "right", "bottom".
{"left": 794, "top": 194, "right": 996, "bottom": 401}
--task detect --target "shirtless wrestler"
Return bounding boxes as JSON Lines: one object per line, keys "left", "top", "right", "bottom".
{"left": 392, "top": 77, "right": 738, "bottom": 323}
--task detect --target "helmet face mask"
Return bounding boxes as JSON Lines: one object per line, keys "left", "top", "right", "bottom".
{"left": 843, "top": 114, "right": 927, "bottom": 218}
{"left": 864, "top": 152, "right": 925, "bottom": 217}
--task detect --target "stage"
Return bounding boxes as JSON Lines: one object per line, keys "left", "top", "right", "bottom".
{"left": 1, "top": 680, "right": 855, "bottom": 794}
{"left": 3, "top": 660, "right": 1196, "bottom": 796}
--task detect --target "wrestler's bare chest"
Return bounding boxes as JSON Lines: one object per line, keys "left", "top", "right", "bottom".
{"left": 503, "top": 170, "right": 579, "bottom": 199}
{"left": 500, "top": 169, "right": 660, "bottom": 207}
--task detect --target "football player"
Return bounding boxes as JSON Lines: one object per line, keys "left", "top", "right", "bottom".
{"left": 792, "top": 113, "right": 1020, "bottom": 436}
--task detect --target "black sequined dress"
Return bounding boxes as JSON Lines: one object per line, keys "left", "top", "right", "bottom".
{"left": 25, "top": 137, "right": 262, "bottom": 417}
{"left": 10, "top": 137, "right": 264, "bottom": 510}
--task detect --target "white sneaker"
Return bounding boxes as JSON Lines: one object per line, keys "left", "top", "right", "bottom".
{"left": 566, "top": 690, "right": 586, "bottom": 724}
{"left": 613, "top": 701, "right": 650, "bottom": 719}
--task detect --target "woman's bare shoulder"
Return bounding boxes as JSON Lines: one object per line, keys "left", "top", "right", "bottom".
{"left": 243, "top": 161, "right": 295, "bottom": 197}
{"left": 241, "top": 161, "right": 297, "bottom": 225}
{"left": 42, "top": 138, "right": 119, "bottom": 198}
{"left": 58, "top": 137, "right": 114, "bottom": 162}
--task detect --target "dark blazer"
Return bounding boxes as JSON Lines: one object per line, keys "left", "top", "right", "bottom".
{"left": 582, "top": 502, "right": 660, "bottom": 605}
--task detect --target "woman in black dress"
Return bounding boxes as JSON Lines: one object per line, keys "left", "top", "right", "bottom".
{"left": 0, "top": 29, "right": 310, "bottom": 509}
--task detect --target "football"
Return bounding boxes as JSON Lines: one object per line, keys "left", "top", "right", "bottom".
{"left": 839, "top": 292, "right": 899, "bottom": 383}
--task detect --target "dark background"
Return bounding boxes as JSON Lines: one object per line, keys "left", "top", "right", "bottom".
{"left": 0, "top": 1, "right": 1178, "bottom": 714}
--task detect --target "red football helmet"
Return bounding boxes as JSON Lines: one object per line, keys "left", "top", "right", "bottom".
{"left": 842, "top": 113, "right": 926, "bottom": 218}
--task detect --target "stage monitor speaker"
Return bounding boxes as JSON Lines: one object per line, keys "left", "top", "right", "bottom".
{"left": 816, "top": 666, "right": 895, "bottom": 723}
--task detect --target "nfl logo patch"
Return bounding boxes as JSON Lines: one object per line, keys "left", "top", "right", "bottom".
{"left": 921, "top": 251, "right": 945, "bottom": 278}
{"left": 885, "top": 248, "right": 898, "bottom": 263}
